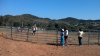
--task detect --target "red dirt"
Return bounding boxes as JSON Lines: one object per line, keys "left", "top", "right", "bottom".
{"left": 0, "top": 32, "right": 100, "bottom": 56}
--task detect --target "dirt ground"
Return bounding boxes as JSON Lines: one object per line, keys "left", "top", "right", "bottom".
{"left": 0, "top": 32, "right": 100, "bottom": 56}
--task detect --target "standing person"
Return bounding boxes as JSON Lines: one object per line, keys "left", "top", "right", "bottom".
{"left": 32, "top": 27, "right": 36, "bottom": 35}
{"left": 60, "top": 29, "right": 65, "bottom": 46}
{"left": 17, "top": 27, "right": 20, "bottom": 32}
{"left": 64, "top": 27, "right": 68, "bottom": 46}
{"left": 77, "top": 28, "right": 85, "bottom": 45}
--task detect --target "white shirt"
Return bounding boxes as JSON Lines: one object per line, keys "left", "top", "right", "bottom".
{"left": 65, "top": 30, "right": 68, "bottom": 36}
{"left": 78, "top": 31, "right": 84, "bottom": 37}
{"left": 33, "top": 28, "right": 35, "bottom": 31}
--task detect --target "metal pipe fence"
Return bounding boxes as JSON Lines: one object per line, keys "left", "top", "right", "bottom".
{"left": 6, "top": 26, "right": 100, "bottom": 45}
{"left": 6, "top": 26, "right": 59, "bottom": 44}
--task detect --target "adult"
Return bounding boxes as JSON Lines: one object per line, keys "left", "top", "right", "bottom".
{"left": 64, "top": 27, "right": 68, "bottom": 46}
{"left": 77, "top": 28, "right": 85, "bottom": 45}
{"left": 32, "top": 26, "right": 36, "bottom": 35}
{"left": 60, "top": 29, "right": 65, "bottom": 46}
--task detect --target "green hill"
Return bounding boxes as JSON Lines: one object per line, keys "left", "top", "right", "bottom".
{"left": 0, "top": 14, "right": 100, "bottom": 30}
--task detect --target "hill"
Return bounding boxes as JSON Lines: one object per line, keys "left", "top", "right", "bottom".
{"left": 0, "top": 14, "right": 100, "bottom": 30}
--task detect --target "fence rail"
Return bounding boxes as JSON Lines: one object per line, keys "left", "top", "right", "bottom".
{"left": 6, "top": 26, "right": 100, "bottom": 45}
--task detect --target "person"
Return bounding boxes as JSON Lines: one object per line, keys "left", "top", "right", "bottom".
{"left": 32, "top": 27, "right": 36, "bottom": 35}
{"left": 60, "top": 29, "right": 65, "bottom": 46}
{"left": 77, "top": 28, "right": 85, "bottom": 45}
{"left": 17, "top": 27, "right": 20, "bottom": 32}
{"left": 64, "top": 27, "right": 68, "bottom": 46}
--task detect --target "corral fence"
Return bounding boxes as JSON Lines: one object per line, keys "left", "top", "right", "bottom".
{"left": 6, "top": 26, "right": 59, "bottom": 45}
{"left": 68, "top": 29, "right": 100, "bottom": 45}
{"left": 6, "top": 25, "right": 100, "bottom": 46}
{"left": 0, "top": 26, "right": 6, "bottom": 33}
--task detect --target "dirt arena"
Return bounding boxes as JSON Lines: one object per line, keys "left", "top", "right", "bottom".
{"left": 0, "top": 32, "right": 100, "bottom": 56}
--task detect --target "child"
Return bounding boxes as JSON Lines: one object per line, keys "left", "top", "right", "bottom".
{"left": 60, "top": 29, "right": 65, "bottom": 46}
{"left": 77, "top": 28, "right": 85, "bottom": 45}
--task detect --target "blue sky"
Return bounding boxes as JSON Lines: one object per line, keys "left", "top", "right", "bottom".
{"left": 0, "top": 0, "right": 100, "bottom": 20}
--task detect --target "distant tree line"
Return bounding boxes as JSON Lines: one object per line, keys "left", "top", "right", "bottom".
{"left": 0, "top": 14, "right": 100, "bottom": 31}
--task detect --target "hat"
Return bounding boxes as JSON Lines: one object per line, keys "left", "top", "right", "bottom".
{"left": 62, "top": 29, "right": 64, "bottom": 31}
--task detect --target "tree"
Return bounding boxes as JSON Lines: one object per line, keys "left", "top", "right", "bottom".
{"left": 0, "top": 16, "right": 3, "bottom": 26}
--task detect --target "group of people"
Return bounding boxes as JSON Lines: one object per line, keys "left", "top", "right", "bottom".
{"left": 60, "top": 27, "right": 85, "bottom": 46}
{"left": 60, "top": 27, "right": 69, "bottom": 46}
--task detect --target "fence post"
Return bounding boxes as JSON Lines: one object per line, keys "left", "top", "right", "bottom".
{"left": 46, "top": 30, "right": 48, "bottom": 41}
{"left": 88, "top": 29, "right": 90, "bottom": 45}
{"left": 37, "top": 30, "right": 38, "bottom": 41}
{"left": 98, "top": 30, "right": 100, "bottom": 45}
{"left": 6, "top": 24, "right": 7, "bottom": 38}
{"left": 88, "top": 22, "right": 91, "bottom": 45}
{"left": 11, "top": 25, "right": 13, "bottom": 40}
{"left": 16, "top": 27, "right": 17, "bottom": 38}
{"left": 98, "top": 23, "right": 100, "bottom": 45}
{"left": 27, "top": 27, "right": 29, "bottom": 41}
{"left": 21, "top": 27, "right": 22, "bottom": 38}
{"left": 56, "top": 30, "right": 58, "bottom": 49}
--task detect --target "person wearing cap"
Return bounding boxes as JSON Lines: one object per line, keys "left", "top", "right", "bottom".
{"left": 60, "top": 29, "right": 65, "bottom": 46}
